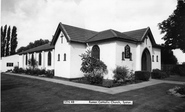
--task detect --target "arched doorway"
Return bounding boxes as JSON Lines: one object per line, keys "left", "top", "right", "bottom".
{"left": 141, "top": 48, "right": 151, "bottom": 71}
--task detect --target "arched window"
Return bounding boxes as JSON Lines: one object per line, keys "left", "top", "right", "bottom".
{"left": 48, "top": 51, "right": 51, "bottom": 66}
{"left": 25, "top": 54, "right": 28, "bottom": 65}
{"left": 125, "top": 45, "right": 131, "bottom": 58}
{"left": 91, "top": 45, "right": 100, "bottom": 59}
{"left": 31, "top": 54, "right": 34, "bottom": 60}
{"left": 39, "top": 53, "right": 42, "bottom": 65}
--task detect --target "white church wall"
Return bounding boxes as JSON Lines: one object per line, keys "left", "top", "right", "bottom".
{"left": 43, "top": 50, "right": 54, "bottom": 70}
{"left": 19, "top": 54, "right": 23, "bottom": 68}
{"left": 54, "top": 31, "right": 71, "bottom": 78}
{"left": 70, "top": 42, "right": 86, "bottom": 78}
{"left": 152, "top": 48, "right": 161, "bottom": 70}
{"left": 135, "top": 44, "right": 141, "bottom": 71}
{"left": 115, "top": 41, "right": 137, "bottom": 72}
{"left": 1, "top": 54, "right": 19, "bottom": 72}
{"left": 88, "top": 41, "right": 117, "bottom": 79}
{"left": 140, "top": 36, "right": 153, "bottom": 57}
{"left": 19, "top": 49, "right": 54, "bottom": 70}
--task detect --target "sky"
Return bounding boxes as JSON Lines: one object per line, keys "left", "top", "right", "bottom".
{"left": 1, "top": 0, "right": 185, "bottom": 63}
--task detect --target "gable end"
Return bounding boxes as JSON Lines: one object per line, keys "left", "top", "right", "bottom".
{"left": 51, "top": 23, "right": 70, "bottom": 46}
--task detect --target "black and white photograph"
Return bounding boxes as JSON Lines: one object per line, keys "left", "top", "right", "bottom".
{"left": 1, "top": 0, "right": 185, "bottom": 112}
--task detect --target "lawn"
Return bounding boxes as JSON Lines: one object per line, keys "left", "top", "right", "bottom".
{"left": 1, "top": 73, "right": 185, "bottom": 112}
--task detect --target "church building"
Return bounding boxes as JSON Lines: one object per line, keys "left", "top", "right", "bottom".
{"left": 3, "top": 22, "right": 161, "bottom": 79}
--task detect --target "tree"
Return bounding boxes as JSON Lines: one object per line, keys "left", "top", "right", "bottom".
{"left": 17, "top": 46, "right": 26, "bottom": 53}
{"left": 28, "top": 54, "right": 38, "bottom": 69}
{"left": 1, "top": 25, "right": 7, "bottom": 57}
{"left": 10, "top": 26, "right": 18, "bottom": 55}
{"left": 1, "top": 25, "right": 18, "bottom": 56}
{"left": 80, "top": 49, "right": 107, "bottom": 84}
{"left": 28, "top": 58, "right": 38, "bottom": 69}
{"left": 5, "top": 26, "right": 11, "bottom": 56}
{"left": 161, "top": 45, "right": 178, "bottom": 64}
{"left": 80, "top": 49, "right": 107, "bottom": 75}
{"left": 158, "top": 0, "right": 185, "bottom": 52}
{"left": 1, "top": 26, "right": 4, "bottom": 57}
{"left": 17, "top": 39, "right": 49, "bottom": 53}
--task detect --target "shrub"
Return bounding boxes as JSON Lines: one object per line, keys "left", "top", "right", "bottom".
{"left": 176, "top": 86, "right": 185, "bottom": 95}
{"left": 6, "top": 69, "right": 13, "bottom": 72}
{"left": 113, "top": 66, "right": 128, "bottom": 81}
{"left": 102, "top": 79, "right": 113, "bottom": 88}
{"left": 28, "top": 58, "right": 38, "bottom": 69}
{"left": 13, "top": 66, "right": 25, "bottom": 73}
{"left": 84, "top": 73, "right": 103, "bottom": 84}
{"left": 40, "top": 69, "right": 46, "bottom": 74}
{"left": 13, "top": 66, "right": 19, "bottom": 73}
{"left": 80, "top": 49, "right": 107, "bottom": 84}
{"left": 125, "top": 70, "right": 135, "bottom": 82}
{"left": 25, "top": 68, "right": 33, "bottom": 75}
{"left": 32, "top": 68, "right": 41, "bottom": 75}
{"left": 151, "top": 69, "right": 168, "bottom": 79}
{"left": 135, "top": 71, "right": 151, "bottom": 81}
{"left": 19, "top": 68, "right": 25, "bottom": 73}
{"left": 171, "top": 65, "right": 185, "bottom": 76}
{"left": 80, "top": 49, "right": 107, "bottom": 75}
{"left": 45, "top": 69, "right": 54, "bottom": 78}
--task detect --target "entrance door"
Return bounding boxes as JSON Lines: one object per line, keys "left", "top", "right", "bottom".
{"left": 141, "top": 48, "right": 151, "bottom": 71}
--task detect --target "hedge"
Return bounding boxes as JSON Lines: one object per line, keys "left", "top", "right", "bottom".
{"left": 135, "top": 71, "right": 150, "bottom": 81}
{"left": 151, "top": 69, "right": 169, "bottom": 79}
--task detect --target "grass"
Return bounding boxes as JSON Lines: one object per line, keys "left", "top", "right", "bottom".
{"left": 1, "top": 73, "right": 185, "bottom": 112}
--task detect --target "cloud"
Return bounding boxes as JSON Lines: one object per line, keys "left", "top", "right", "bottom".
{"left": 1, "top": 0, "right": 17, "bottom": 13}
{"left": 3, "top": 0, "right": 184, "bottom": 63}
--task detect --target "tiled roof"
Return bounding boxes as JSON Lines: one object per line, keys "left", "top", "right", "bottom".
{"left": 19, "top": 44, "right": 54, "bottom": 54}
{"left": 22, "top": 24, "right": 159, "bottom": 54}
{"left": 123, "top": 28, "right": 148, "bottom": 41}
{"left": 52, "top": 23, "right": 150, "bottom": 44}
{"left": 62, "top": 24, "right": 98, "bottom": 43}
{"left": 86, "top": 29, "right": 138, "bottom": 42}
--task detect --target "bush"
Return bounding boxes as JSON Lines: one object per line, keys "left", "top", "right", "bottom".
{"left": 125, "top": 70, "right": 135, "bottom": 82}
{"left": 19, "top": 68, "right": 25, "bottom": 73}
{"left": 171, "top": 65, "right": 185, "bottom": 76}
{"left": 80, "top": 49, "right": 107, "bottom": 84}
{"left": 45, "top": 69, "right": 54, "bottom": 78}
{"left": 12, "top": 66, "right": 54, "bottom": 78}
{"left": 25, "top": 68, "right": 33, "bottom": 75}
{"left": 113, "top": 66, "right": 128, "bottom": 81}
{"left": 6, "top": 69, "right": 13, "bottom": 72}
{"left": 135, "top": 71, "right": 151, "bottom": 81}
{"left": 80, "top": 49, "right": 107, "bottom": 74}
{"left": 84, "top": 73, "right": 103, "bottom": 84}
{"left": 13, "top": 66, "right": 25, "bottom": 73}
{"left": 28, "top": 58, "right": 38, "bottom": 69}
{"left": 13, "top": 66, "right": 19, "bottom": 73}
{"left": 40, "top": 69, "right": 46, "bottom": 74}
{"left": 176, "top": 86, "right": 185, "bottom": 95}
{"left": 102, "top": 79, "right": 113, "bottom": 88}
{"left": 32, "top": 68, "right": 41, "bottom": 75}
{"left": 151, "top": 69, "right": 169, "bottom": 79}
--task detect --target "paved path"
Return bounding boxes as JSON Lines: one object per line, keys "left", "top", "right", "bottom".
{"left": 4, "top": 72, "right": 185, "bottom": 95}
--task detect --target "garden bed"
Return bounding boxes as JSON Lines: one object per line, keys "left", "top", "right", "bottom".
{"left": 167, "top": 85, "right": 185, "bottom": 98}
{"left": 72, "top": 78, "right": 144, "bottom": 88}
